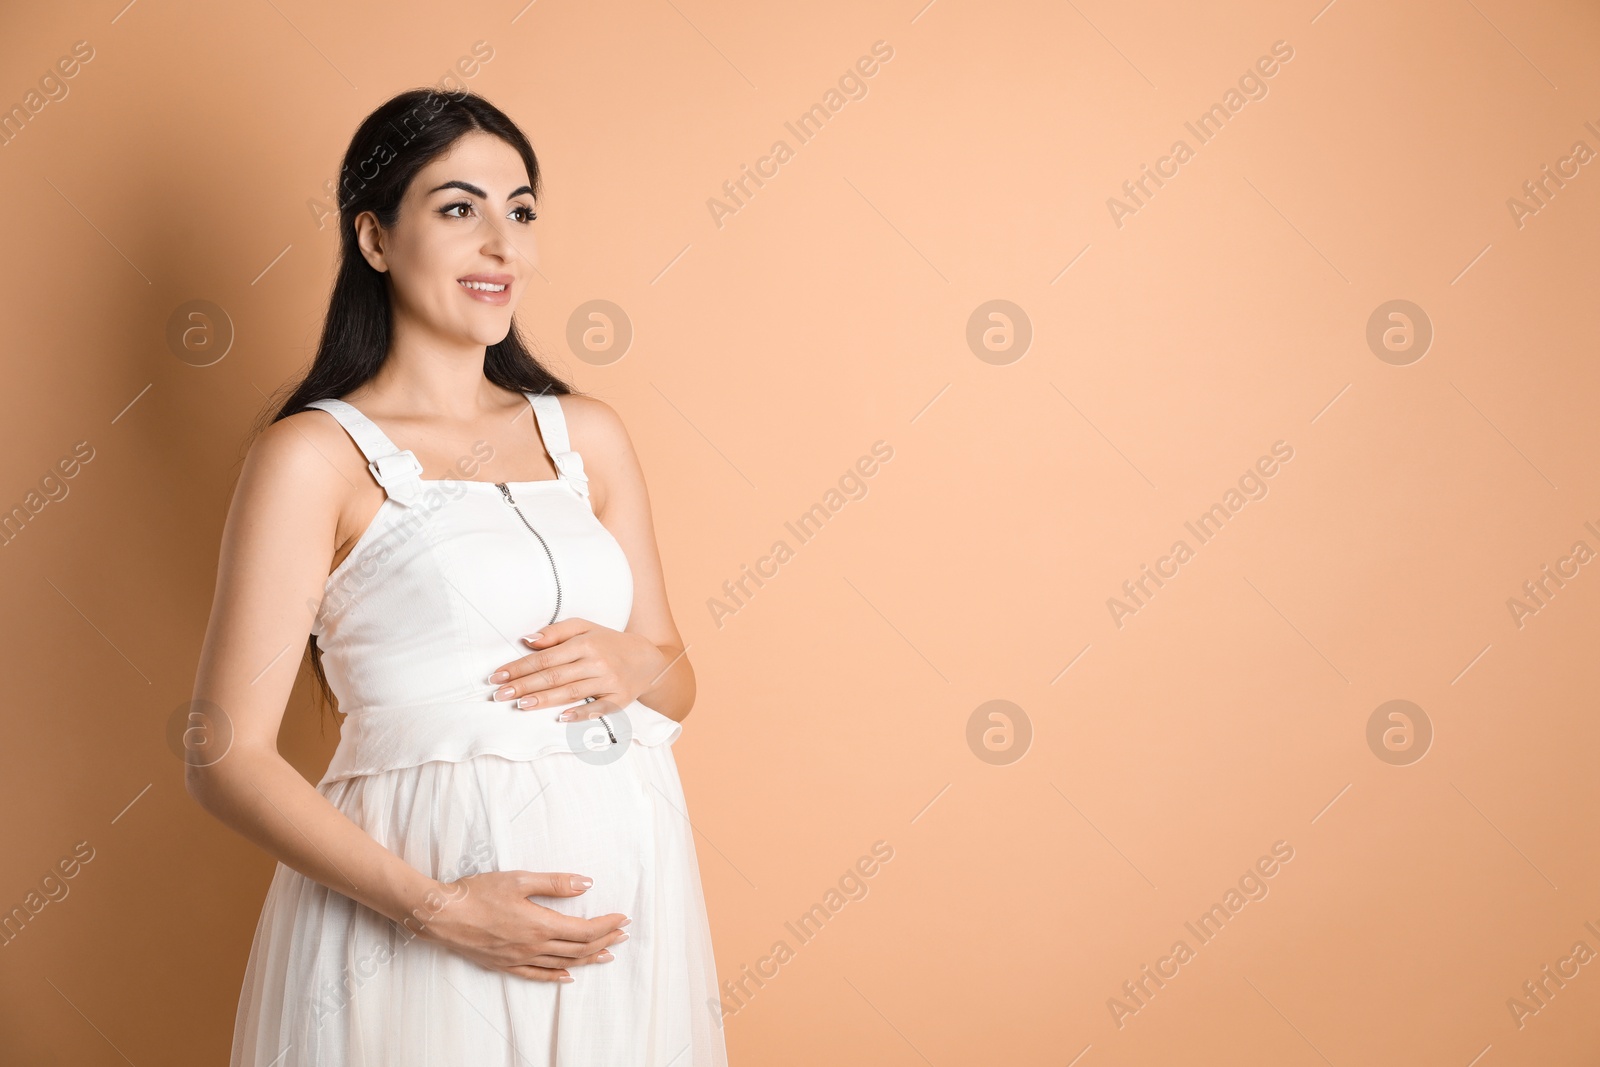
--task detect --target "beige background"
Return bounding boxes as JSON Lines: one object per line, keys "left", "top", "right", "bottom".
{"left": 2, "top": 0, "right": 1598, "bottom": 1063}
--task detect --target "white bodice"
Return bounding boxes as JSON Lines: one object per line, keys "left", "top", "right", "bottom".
{"left": 302, "top": 392, "right": 681, "bottom": 785}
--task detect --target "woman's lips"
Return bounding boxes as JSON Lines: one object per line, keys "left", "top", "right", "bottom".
{"left": 457, "top": 275, "right": 512, "bottom": 306}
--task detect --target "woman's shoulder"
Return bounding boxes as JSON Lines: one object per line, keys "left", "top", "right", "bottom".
{"left": 555, "top": 392, "right": 632, "bottom": 458}
{"left": 243, "top": 407, "right": 365, "bottom": 500}
{"left": 259, "top": 404, "right": 359, "bottom": 458}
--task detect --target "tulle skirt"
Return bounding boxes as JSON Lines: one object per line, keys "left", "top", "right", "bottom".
{"left": 229, "top": 742, "right": 728, "bottom": 1066}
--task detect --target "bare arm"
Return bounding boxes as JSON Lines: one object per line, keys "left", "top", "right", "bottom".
{"left": 577, "top": 395, "right": 696, "bottom": 721}
{"left": 186, "top": 413, "right": 444, "bottom": 922}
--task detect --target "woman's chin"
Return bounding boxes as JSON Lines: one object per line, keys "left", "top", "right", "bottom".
{"left": 460, "top": 317, "right": 516, "bottom": 347}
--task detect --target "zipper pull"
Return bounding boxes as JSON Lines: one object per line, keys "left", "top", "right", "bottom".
{"left": 496, "top": 481, "right": 514, "bottom": 505}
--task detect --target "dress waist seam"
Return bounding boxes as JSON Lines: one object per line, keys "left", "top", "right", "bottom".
{"left": 317, "top": 699, "right": 683, "bottom": 786}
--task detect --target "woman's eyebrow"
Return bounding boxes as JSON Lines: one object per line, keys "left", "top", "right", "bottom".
{"left": 427, "top": 180, "right": 535, "bottom": 200}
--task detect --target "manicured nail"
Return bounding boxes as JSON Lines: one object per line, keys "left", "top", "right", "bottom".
{"left": 571, "top": 876, "right": 592, "bottom": 890}
{"left": 558, "top": 975, "right": 574, "bottom": 983}
{"left": 597, "top": 951, "right": 613, "bottom": 961}
{"left": 495, "top": 686, "right": 515, "bottom": 699}
{"left": 613, "top": 932, "right": 628, "bottom": 943}
{"left": 488, "top": 671, "right": 509, "bottom": 684}
{"left": 524, "top": 632, "right": 544, "bottom": 644}
{"left": 518, "top": 697, "right": 537, "bottom": 709}
{"left": 619, "top": 917, "right": 631, "bottom": 927}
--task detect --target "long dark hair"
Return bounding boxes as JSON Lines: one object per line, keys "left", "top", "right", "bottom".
{"left": 259, "top": 87, "right": 575, "bottom": 719}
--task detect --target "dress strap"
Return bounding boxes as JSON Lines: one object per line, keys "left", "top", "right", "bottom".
{"left": 303, "top": 398, "right": 426, "bottom": 507}
{"left": 524, "top": 392, "right": 590, "bottom": 499}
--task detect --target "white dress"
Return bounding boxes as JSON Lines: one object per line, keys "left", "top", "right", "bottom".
{"left": 229, "top": 392, "right": 729, "bottom": 1066}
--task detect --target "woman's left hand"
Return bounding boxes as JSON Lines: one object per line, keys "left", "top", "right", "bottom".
{"left": 486, "top": 619, "right": 669, "bottom": 720}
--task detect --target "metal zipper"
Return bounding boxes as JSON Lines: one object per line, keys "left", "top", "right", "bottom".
{"left": 495, "top": 481, "right": 614, "bottom": 744}
{"left": 496, "top": 482, "right": 563, "bottom": 626}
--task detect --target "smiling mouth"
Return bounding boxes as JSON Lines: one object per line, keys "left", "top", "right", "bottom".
{"left": 458, "top": 280, "right": 507, "bottom": 292}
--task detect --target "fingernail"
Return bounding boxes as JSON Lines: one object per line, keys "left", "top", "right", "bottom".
{"left": 488, "top": 671, "right": 509, "bottom": 683}
{"left": 571, "top": 876, "right": 592, "bottom": 890}
{"left": 524, "top": 632, "right": 543, "bottom": 644}
{"left": 518, "top": 697, "right": 537, "bottom": 709}
{"left": 614, "top": 932, "right": 628, "bottom": 943}
{"left": 558, "top": 975, "right": 574, "bottom": 983}
{"left": 597, "top": 951, "right": 613, "bottom": 961}
{"left": 619, "top": 917, "right": 631, "bottom": 927}
{"left": 495, "top": 686, "right": 514, "bottom": 699}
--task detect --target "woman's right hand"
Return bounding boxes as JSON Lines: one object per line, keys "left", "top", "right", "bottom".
{"left": 414, "top": 870, "right": 632, "bottom": 982}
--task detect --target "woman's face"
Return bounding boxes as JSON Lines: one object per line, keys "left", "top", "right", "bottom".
{"left": 356, "top": 130, "right": 538, "bottom": 348}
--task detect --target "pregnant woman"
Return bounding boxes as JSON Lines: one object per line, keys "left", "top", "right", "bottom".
{"left": 186, "top": 88, "right": 727, "bottom": 1065}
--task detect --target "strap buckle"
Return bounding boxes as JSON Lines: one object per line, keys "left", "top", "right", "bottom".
{"left": 551, "top": 449, "right": 590, "bottom": 499}
{"left": 368, "top": 451, "right": 425, "bottom": 489}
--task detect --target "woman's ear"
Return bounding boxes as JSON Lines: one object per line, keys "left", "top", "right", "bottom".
{"left": 354, "top": 210, "right": 389, "bottom": 273}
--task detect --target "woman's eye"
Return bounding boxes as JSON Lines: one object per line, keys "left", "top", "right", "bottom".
{"left": 510, "top": 206, "right": 536, "bottom": 224}
{"left": 441, "top": 202, "right": 474, "bottom": 218}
